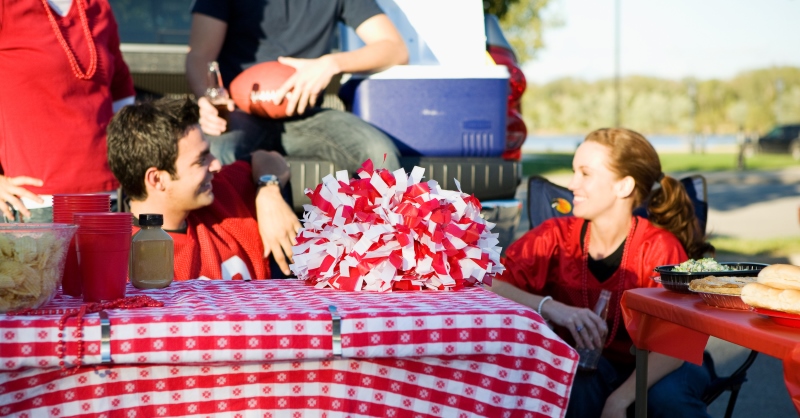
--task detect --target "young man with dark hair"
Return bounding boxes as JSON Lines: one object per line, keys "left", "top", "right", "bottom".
{"left": 107, "top": 98, "right": 300, "bottom": 280}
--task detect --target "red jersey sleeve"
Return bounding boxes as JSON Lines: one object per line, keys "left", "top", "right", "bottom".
{"left": 633, "top": 223, "right": 688, "bottom": 289}
{"left": 497, "top": 218, "right": 568, "bottom": 295}
{"left": 175, "top": 160, "right": 268, "bottom": 281}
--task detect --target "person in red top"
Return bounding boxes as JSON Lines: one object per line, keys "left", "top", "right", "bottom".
{"left": 494, "top": 128, "right": 714, "bottom": 418}
{"left": 106, "top": 98, "right": 301, "bottom": 281}
{"left": 0, "top": 0, "right": 135, "bottom": 221}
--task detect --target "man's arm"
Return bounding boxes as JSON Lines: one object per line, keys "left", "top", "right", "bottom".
{"left": 250, "top": 151, "right": 301, "bottom": 276}
{"left": 276, "top": 14, "right": 409, "bottom": 116}
{"left": 186, "top": 13, "right": 233, "bottom": 136}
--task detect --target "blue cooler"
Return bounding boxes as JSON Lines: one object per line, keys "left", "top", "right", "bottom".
{"left": 341, "top": 65, "right": 509, "bottom": 157}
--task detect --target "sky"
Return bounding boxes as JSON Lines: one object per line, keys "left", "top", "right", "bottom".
{"left": 523, "top": 0, "right": 800, "bottom": 83}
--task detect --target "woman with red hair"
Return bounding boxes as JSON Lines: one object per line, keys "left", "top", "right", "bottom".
{"left": 494, "top": 128, "right": 713, "bottom": 418}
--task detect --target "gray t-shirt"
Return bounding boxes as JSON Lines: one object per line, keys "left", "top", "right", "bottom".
{"left": 192, "top": 0, "right": 384, "bottom": 86}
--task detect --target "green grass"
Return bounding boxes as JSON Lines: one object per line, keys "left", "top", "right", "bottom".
{"left": 522, "top": 152, "right": 799, "bottom": 177}
{"left": 710, "top": 236, "right": 800, "bottom": 257}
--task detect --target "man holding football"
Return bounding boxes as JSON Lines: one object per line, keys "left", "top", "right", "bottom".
{"left": 185, "top": 0, "right": 408, "bottom": 174}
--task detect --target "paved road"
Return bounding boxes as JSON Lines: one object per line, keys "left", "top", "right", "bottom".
{"left": 513, "top": 168, "right": 800, "bottom": 417}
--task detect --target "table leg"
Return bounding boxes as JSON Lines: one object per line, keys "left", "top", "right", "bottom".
{"left": 635, "top": 346, "right": 649, "bottom": 418}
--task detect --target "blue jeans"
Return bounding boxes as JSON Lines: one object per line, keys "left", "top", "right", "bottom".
{"left": 209, "top": 108, "right": 401, "bottom": 174}
{"left": 566, "top": 356, "right": 712, "bottom": 418}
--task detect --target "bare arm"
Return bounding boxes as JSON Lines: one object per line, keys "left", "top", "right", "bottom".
{"left": 492, "top": 280, "right": 608, "bottom": 350}
{"left": 333, "top": 13, "right": 409, "bottom": 73}
{"left": 276, "top": 14, "right": 408, "bottom": 116}
{"left": 601, "top": 353, "right": 684, "bottom": 418}
{"left": 251, "top": 151, "right": 301, "bottom": 276}
{"left": 185, "top": 13, "right": 232, "bottom": 135}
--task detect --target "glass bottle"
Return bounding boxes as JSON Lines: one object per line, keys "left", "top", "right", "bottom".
{"left": 577, "top": 289, "right": 612, "bottom": 371}
{"left": 130, "top": 214, "right": 174, "bottom": 289}
{"left": 206, "top": 61, "right": 231, "bottom": 122}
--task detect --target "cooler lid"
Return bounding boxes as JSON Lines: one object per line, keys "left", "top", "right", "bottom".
{"left": 351, "top": 65, "right": 510, "bottom": 80}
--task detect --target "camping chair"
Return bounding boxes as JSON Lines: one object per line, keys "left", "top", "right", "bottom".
{"left": 527, "top": 175, "right": 757, "bottom": 418}
{"left": 527, "top": 174, "right": 708, "bottom": 232}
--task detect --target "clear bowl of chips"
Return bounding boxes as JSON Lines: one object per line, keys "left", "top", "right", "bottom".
{"left": 0, "top": 223, "right": 78, "bottom": 313}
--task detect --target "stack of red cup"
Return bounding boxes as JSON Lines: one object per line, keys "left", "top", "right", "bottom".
{"left": 53, "top": 194, "right": 112, "bottom": 298}
{"left": 72, "top": 212, "right": 133, "bottom": 302}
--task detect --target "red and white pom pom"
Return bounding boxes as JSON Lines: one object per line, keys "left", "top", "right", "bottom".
{"left": 289, "top": 160, "right": 505, "bottom": 292}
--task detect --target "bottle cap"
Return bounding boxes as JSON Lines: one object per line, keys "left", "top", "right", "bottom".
{"left": 138, "top": 214, "right": 164, "bottom": 227}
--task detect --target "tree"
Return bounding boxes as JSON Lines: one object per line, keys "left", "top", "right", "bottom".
{"left": 484, "top": 0, "right": 561, "bottom": 63}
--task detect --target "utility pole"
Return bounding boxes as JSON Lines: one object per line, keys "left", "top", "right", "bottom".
{"left": 614, "top": 0, "right": 621, "bottom": 127}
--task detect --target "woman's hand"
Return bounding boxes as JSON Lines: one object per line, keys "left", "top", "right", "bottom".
{"left": 0, "top": 175, "right": 43, "bottom": 220}
{"left": 541, "top": 299, "right": 608, "bottom": 350}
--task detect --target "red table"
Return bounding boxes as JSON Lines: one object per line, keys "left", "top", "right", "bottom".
{"left": 1, "top": 281, "right": 577, "bottom": 417}
{"left": 621, "top": 287, "right": 800, "bottom": 417}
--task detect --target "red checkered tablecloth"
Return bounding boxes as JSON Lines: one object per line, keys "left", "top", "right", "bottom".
{"left": 1, "top": 281, "right": 577, "bottom": 417}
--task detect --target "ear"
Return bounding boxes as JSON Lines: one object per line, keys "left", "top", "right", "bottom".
{"left": 143, "top": 167, "right": 167, "bottom": 194}
{"left": 615, "top": 175, "right": 636, "bottom": 199}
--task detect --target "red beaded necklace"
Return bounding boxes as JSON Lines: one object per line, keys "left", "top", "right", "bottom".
{"left": 581, "top": 217, "right": 637, "bottom": 349}
{"left": 40, "top": 0, "right": 98, "bottom": 80}
{"left": 10, "top": 295, "right": 163, "bottom": 373}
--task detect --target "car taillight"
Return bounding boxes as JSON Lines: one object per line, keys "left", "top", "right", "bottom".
{"left": 489, "top": 45, "right": 527, "bottom": 161}
{"left": 505, "top": 109, "right": 527, "bottom": 150}
{"left": 505, "top": 64, "right": 527, "bottom": 104}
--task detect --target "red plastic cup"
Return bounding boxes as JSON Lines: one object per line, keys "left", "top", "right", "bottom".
{"left": 54, "top": 193, "right": 111, "bottom": 201}
{"left": 76, "top": 231, "right": 131, "bottom": 302}
{"left": 61, "top": 240, "right": 82, "bottom": 298}
{"left": 73, "top": 213, "right": 132, "bottom": 222}
{"left": 78, "top": 249, "right": 130, "bottom": 302}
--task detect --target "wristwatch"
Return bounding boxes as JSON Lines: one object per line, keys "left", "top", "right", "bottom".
{"left": 257, "top": 174, "right": 280, "bottom": 188}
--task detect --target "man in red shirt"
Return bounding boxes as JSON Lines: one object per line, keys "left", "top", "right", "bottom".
{"left": 106, "top": 98, "right": 300, "bottom": 280}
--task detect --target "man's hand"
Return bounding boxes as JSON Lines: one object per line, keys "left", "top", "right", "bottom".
{"left": 197, "top": 96, "right": 234, "bottom": 136}
{"left": 541, "top": 300, "right": 608, "bottom": 350}
{"left": 255, "top": 185, "right": 301, "bottom": 275}
{"left": 0, "top": 175, "right": 44, "bottom": 220}
{"left": 275, "top": 55, "right": 340, "bottom": 117}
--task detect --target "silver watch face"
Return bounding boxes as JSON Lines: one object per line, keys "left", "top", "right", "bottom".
{"left": 258, "top": 174, "right": 279, "bottom": 187}
{"left": 258, "top": 174, "right": 278, "bottom": 183}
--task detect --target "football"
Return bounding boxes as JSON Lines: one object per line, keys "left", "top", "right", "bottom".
{"left": 230, "top": 61, "right": 296, "bottom": 119}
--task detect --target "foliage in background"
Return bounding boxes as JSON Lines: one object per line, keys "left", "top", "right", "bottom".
{"left": 521, "top": 152, "right": 800, "bottom": 177}
{"left": 522, "top": 67, "right": 800, "bottom": 135}
{"left": 484, "top": 0, "right": 561, "bottom": 63}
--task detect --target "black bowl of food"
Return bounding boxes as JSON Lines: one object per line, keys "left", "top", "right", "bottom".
{"left": 653, "top": 259, "right": 769, "bottom": 293}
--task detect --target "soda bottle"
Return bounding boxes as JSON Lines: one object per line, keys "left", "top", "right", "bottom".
{"left": 205, "top": 61, "right": 231, "bottom": 123}
{"left": 577, "top": 289, "right": 612, "bottom": 371}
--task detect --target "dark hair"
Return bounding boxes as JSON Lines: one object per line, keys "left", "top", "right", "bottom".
{"left": 106, "top": 98, "right": 200, "bottom": 200}
{"left": 584, "top": 128, "right": 714, "bottom": 259}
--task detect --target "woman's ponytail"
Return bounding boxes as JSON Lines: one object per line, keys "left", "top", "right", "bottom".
{"left": 647, "top": 176, "right": 715, "bottom": 259}
{"left": 584, "top": 128, "right": 715, "bottom": 259}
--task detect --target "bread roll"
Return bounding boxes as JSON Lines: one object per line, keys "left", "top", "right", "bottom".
{"left": 688, "top": 275, "right": 756, "bottom": 295}
{"left": 741, "top": 282, "right": 800, "bottom": 314}
{"left": 756, "top": 264, "right": 800, "bottom": 291}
